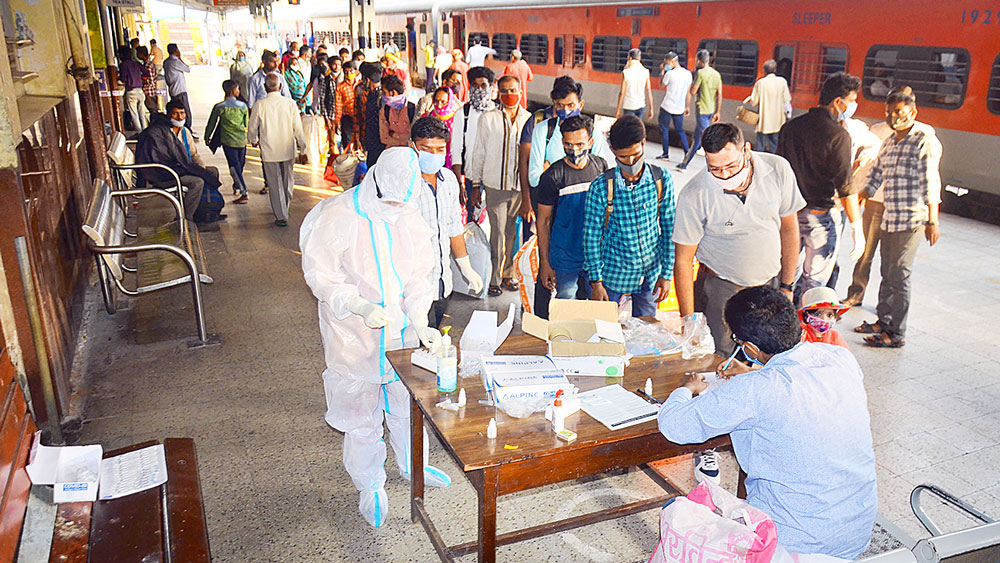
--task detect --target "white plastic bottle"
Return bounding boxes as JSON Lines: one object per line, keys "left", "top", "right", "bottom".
{"left": 552, "top": 390, "right": 566, "bottom": 433}
{"left": 436, "top": 330, "right": 458, "bottom": 393}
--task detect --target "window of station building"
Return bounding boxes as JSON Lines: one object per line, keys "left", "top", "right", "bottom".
{"left": 638, "top": 37, "right": 688, "bottom": 70}
{"left": 592, "top": 36, "right": 631, "bottom": 73}
{"left": 520, "top": 34, "right": 548, "bottom": 65}
{"left": 863, "top": 45, "right": 970, "bottom": 109}
{"left": 989, "top": 53, "right": 1000, "bottom": 115}
{"left": 773, "top": 42, "right": 849, "bottom": 94}
{"left": 698, "top": 39, "right": 758, "bottom": 86}
{"left": 493, "top": 33, "right": 517, "bottom": 61}
{"left": 468, "top": 32, "right": 490, "bottom": 48}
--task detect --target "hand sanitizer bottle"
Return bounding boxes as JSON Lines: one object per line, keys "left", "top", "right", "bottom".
{"left": 436, "top": 327, "right": 458, "bottom": 393}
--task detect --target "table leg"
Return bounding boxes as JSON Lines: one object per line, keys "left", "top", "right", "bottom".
{"left": 411, "top": 394, "right": 425, "bottom": 524}
{"left": 477, "top": 466, "right": 499, "bottom": 563}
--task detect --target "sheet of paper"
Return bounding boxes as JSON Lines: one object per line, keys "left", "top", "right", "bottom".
{"left": 579, "top": 384, "right": 659, "bottom": 431}
{"left": 98, "top": 444, "right": 168, "bottom": 500}
{"left": 698, "top": 371, "right": 724, "bottom": 393}
{"left": 593, "top": 319, "right": 625, "bottom": 343}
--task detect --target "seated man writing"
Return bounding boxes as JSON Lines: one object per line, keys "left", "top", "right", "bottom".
{"left": 657, "top": 285, "right": 877, "bottom": 560}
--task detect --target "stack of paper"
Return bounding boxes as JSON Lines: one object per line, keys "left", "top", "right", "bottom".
{"left": 579, "top": 384, "right": 659, "bottom": 430}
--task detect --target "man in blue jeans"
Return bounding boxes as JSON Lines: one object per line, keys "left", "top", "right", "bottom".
{"left": 656, "top": 51, "right": 691, "bottom": 161}
{"left": 535, "top": 115, "right": 608, "bottom": 318}
{"left": 678, "top": 49, "right": 722, "bottom": 170}
{"left": 582, "top": 115, "right": 676, "bottom": 317}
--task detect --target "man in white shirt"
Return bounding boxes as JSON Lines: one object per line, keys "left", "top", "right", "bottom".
{"left": 616, "top": 48, "right": 652, "bottom": 120}
{"left": 466, "top": 37, "right": 496, "bottom": 68}
{"left": 749, "top": 59, "right": 792, "bottom": 153}
{"left": 451, "top": 66, "right": 496, "bottom": 204}
{"left": 657, "top": 51, "right": 692, "bottom": 160}
{"left": 248, "top": 73, "right": 307, "bottom": 227}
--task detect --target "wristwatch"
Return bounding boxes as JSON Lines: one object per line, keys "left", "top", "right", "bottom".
{"left": 925, "top": 220, "right": 939, "bottom": 226}
{"left": 779, "top": 281, "right": 794, "bottom": 292}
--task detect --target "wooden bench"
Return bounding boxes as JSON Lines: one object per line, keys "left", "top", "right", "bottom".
{"left": 82, "top": 177, "right": 217, "bottom": 346}
{"left": 0, "top": 328, "right": 211, "bottom": 561}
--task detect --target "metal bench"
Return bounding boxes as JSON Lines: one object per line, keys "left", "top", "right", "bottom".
{"left": 856, "top": 484, "right": 1000, "bottom": 562}
{"left": 106, "top": 131, "right": 189, "bottom": 220}
{"left": 82, "top": 178, "right": 217, "bottom": 346}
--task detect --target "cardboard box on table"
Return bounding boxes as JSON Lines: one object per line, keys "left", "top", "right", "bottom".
{"left": 522, "top": 300, "right": 628, "bottom": 376}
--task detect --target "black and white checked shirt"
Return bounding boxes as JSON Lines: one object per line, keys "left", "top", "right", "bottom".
{"left": 864, "top": 122, "right": 942, "bottom": 233}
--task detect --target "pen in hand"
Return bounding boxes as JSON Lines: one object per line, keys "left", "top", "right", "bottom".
{"left": 635, "top": 388, "right": 660, "bottom": 405}
{"left": 719, "top": 345, "right": 741, "bottom": 374}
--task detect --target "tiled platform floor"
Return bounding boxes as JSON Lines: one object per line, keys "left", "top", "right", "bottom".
{"left": 74, "top": 65, "right": 1000, "bottom": 561}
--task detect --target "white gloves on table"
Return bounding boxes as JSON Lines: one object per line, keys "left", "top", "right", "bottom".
{"left": 347, "top": 295, "right": 392, "bottom": 329}
{"left": 850, "top": 222, "right": 866, "bottom": 261}
{"left": 455, "top": 255, "right": 484, "bottom": 294}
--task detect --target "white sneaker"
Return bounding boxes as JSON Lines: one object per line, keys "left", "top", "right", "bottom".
{"left": 694, "top": 450, "right": 721, "bottom": 485}
{"left": 400, "top": 465, "right": 452, "bottom": 488}
{"left": 359, "top": 488, "right": 389, "bottom": 528}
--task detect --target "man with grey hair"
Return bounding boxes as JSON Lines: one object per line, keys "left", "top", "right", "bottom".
{"left": 248, "top": 72, "right": 307, "bottom": 227}
{"left": 750, "top": 59, "right": 792, "bottom": 153}
{"left": 503, "top": 49, "right": 534, "bottom": 109}
{"left": 678, "top": 49, "right": 722, "bottom": 169}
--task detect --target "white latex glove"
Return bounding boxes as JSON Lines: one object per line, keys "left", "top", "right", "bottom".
{"left": 346, "top": 295, "right": 392, "bottom": 329}
{"left": 417, "top": 326, "right": 442, "bottom": 353}
{"left": 455, "top": 255, "right": 484, "bottom": 294}
{"left": 849, "top": 222, "right": 866, "bottom": 261}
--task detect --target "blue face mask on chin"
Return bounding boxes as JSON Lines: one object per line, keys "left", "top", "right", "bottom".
{"left": 417, "top": 150, "right": 445, "bottom": 175}
{"left": 742, "top": 344, "right": 765, "bottom": 367}
{"left": 556, "top": 108, "right": 581, "bottom": 120}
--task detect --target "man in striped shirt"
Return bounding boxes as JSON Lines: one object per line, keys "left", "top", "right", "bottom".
{"left": 857, "top": 87, "right": 942, "bottom": 348}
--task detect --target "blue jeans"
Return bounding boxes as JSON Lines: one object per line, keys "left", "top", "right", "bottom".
{"left": 605, "top": 277, "right": 657, "bottom": 317}
{"left": 794, "top": 209, "right": 843, "bottom": 306}
{"left": 222, "top": 145, "right": 247, "bottom": 195}
{"left": 756, "top": 132, "right": 779, "bottom": 153}
{"left": 622, "top": 107, "right": 645, "bottom": 119}
{"left": 658, "top": 110, "right": 689, "bottom": 157}
{"left": 680, "top": 113, "right": 713, "bottom": 168}
{"left": 554, "top": 268, "right": 590, "bottom": 300}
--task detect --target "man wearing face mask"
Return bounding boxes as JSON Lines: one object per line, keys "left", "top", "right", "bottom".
{"left": 673, "top": 124, "right": 805, "bottom": 355}
{"left": 451, "top": 66, "right": 497, "bottom": 204}
{"left": 357, "top": 62, "right": 385, "bottom": 167}
{"left": 409, "top": 118, "right": 485, "bottom": 326}
{"left": 247, "top": 50, "right": 291, "bottom": 109}
{"left": 230, "top": 51, "right": 253, "bottom": 104}
{"left": 534, "top": 115, "right": 608, "bottom": 318}
{"left": 467, "top": 75, "right": 531, "bottom": 296}
{"left": 855, "top": 88, "right": 942, "bottom": 349}
{"left": 777, "top": 72, "right": 865, "bottom": 305}
{"left": 299, "top": 147, "right": 451, "bottom": 528}
{"left": 379, "top": 75, "right": 416, "bottom": 151}
{"left": 582, "top": 115, "right": 675, "bottom": 317}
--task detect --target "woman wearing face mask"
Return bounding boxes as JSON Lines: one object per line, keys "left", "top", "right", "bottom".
{"left": 284, "top": 56, "right": 307, "bottom": 113}
{"left": 428, "top": 87, "right": 459, "bottom": 169}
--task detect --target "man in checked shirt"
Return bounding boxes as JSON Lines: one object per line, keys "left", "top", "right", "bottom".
{"left": 582, "top": 115, "right": 675, "bottom": 317}
{"left": 856, "top": 87, "right": 942, "bottom": 348}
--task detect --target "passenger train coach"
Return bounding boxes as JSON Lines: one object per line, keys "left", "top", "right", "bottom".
{"left": 324, "top": 1, "right": 1000, "bottom": 221}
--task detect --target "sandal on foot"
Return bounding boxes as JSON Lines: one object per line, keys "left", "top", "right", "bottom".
{"left": 487, "top": 285, "right": 502, "bottom": 297}
{"left": 259, "top": 187, "right": 269, "bottom": 195}
{"left": 854, "top": 321, "right": 883, "bottom": 334}
{"left": 863, "top": 333, "right": 905, "bottom": 348}
{"left": 501, "top": 280, "right": 519, "bottom": 292}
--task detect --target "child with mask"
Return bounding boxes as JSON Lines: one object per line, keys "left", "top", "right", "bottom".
{"left": 798, "top": 287, "right": 850, "bottom": 349}
{"left": 379, "top": 74, "right": 415, "bottom": 150}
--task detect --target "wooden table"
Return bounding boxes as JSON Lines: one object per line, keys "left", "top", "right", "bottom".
{"left": 388, "top": 334, "right": 731, "bottom": 563}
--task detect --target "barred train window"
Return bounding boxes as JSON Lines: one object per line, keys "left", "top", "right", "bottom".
{"left": 493, "top": 33, "right": 517, "bottom": 61}
{"left": 592, "top": 36, "right": 631, "bottom": 73}
{"left": 573, "top": 36, "right": 586, "bottom": 66}
{"left": 773, "top": 42, "right": 849, "bottom": 93}
{"left": 468, "top": 32, "right": 490, "bottom": 48}
{"left": 989, "top": 53, "right": 1000, "bottom": 115}
{"left": 863, "top": 45, "right": 969, "bottom": 110}
{"left": 520, "top": 34, "right": 548, "bottom": 66}
{"left": 393, "top": 32, "right": 406, "bottom": 50}
{"left": 698, "top": 39, "right": 759, "bottom": 86}
{"left": 639, "top": 37, "right": 688, "bottom": 70}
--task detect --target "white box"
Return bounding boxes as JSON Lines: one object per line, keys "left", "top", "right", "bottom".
{"left": 550, "top": 355, "right": 627, "bottom": 377}
{"left": 459, "top": 304, "right": 515, "bottom": 367}
{"left": 482, "top": 356, "right": 571, "bottom": 402}
{"left": 25, "top": 432, "right": 103, "bottom": 503}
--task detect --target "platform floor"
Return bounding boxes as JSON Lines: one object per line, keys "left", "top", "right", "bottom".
{"left": 75, "top": 66, "right": 1000, "bottom": 561}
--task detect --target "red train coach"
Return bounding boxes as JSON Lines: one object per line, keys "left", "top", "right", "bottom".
{"left": 463, "top": 0, "right": 1000, "bottom": 219}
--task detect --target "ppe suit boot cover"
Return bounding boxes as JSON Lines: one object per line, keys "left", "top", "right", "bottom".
{"left": 383, "top": 379, "right": 452, "bottom": 488}
{"left": 400, "top": 464, "right": 452, "bottom": 488}
{"left": 359, "top": 487, "right": 389, "bottom": 527}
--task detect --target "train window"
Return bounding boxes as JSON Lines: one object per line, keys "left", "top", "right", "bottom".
{"left": 520, "top": 34, "right": 548, "bottom": 66}
{"left": 638, "top": 37, "right": 688, "bottom": 70}
{"left": 863, "top": 45, "right": 969, "bottom": 109}
{"left": 592, "top": 36, "right": 631, "bottom": 73}
{"left": 554, "top": 37, "right": 564, "bottom": 66}
{"left": 573, "top": 36, "right": 586, "bottom": 66}
{"left": 773, "top": 42, "right": 849, "bottom": 94}
{"left": 493, "top": 33, "right": 517, "bottom": 61}
{"left": 468, "top": 32, "right": 490, "bottom": 48}
{"left": 989, "top": 53, "right": 1000, "bottom": 115}
{"left": 394, "top": 32, "right": 406, "bottom": 50}
{"left": 698, "top": 39, "right": 758, "bottom": 86}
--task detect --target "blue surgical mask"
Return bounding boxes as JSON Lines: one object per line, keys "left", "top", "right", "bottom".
{"left": 838, "top": 100, "right": 858, "bottom": 121}
{"left": 417, "top": 151, "right": 445, "bottom": 175}
{"left": 556, "top": 108, "right": 581, "bottom": 120}
{"left": 741, "top": 344, "right": 765, "bottom": 367}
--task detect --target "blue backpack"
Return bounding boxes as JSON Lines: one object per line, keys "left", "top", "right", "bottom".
{"left": 193, "top": 185, "right": 225, "bottom": 224}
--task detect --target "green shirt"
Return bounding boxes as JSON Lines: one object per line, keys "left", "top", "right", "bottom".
{"left": 694, "top": 66, "right": 722, "bottom": 115}
{"left": 205, "top": 97, "right": 249, "bottom": 148}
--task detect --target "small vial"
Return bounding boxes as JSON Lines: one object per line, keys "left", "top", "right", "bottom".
{"left": 457, "top": 388, "right": 466, "bottom": 407}
{"left": 645, "top": 378, "right": 653, "bottom": 397}
{"left": 486, "top": 418, "right": 497, "bottom": 439}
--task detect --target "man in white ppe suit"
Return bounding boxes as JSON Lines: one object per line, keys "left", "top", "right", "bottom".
{"left": 300, "top": 147, "right": 452, "bottom": 528}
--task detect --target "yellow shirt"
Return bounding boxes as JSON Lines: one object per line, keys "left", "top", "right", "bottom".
{"left": 422, "top": 44, "right": 436, "bottom": 68}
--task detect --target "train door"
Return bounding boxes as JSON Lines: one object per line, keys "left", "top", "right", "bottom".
{"left": 554, "top": 35, "right": 585, "bottom": 69}
{"left": 453, "top": 15, "right": 465, "bottom": 51}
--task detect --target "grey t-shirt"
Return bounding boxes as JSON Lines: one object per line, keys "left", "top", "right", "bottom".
{"left": 672, "top": 152, "right": 805, "bottom": 287}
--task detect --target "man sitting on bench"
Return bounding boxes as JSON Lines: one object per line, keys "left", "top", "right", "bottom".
{"left": 657, "top": 285, "right": 877, "bottom": 561}
{"left": 135, "top": 101, "right": 220, "bottom": 221}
